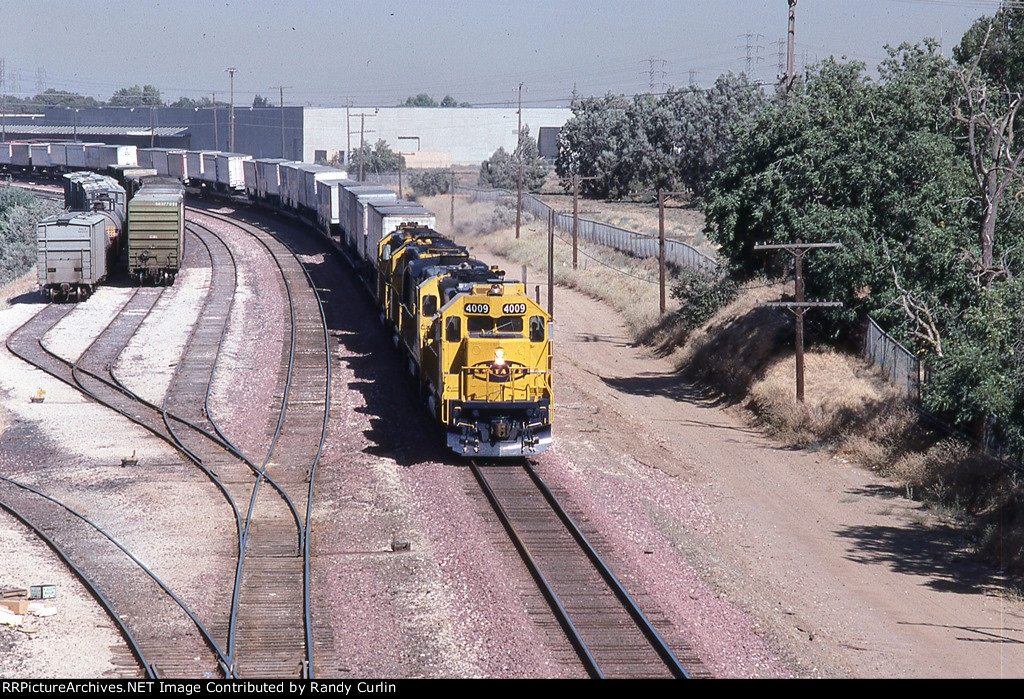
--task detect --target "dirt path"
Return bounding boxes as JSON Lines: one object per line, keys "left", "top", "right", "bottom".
{"left": 470, "top": 245, "right": 1024, "bottom": 678}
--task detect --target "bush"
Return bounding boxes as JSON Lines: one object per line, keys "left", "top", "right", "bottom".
{"left": 670, "top": 267, "right": 738, "bottom": 330}
{"left": 409, "top": 169, "right": 451, "bottom": 197}
{"left": 0, "top": 187, "right": 60, "bottom": 286}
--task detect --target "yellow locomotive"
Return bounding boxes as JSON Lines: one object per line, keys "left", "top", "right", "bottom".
{"left": 378, "top": 225, "right": 553, "bottom": 456}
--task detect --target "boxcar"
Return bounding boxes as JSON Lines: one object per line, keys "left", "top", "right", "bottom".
{"left": 126, "top": 178, "right": 185, "bottom": 285}
{"left": 37, "top": 211, "right": 121, "bottom": 301}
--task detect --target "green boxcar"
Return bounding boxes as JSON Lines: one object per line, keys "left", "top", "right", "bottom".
{"left": 127, "top": 179, "right": 185, "bottom": 285}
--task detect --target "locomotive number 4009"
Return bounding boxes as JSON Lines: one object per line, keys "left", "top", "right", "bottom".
{"left": 465, "top": 303, "right": 490, "bottom": 314}
{"left": 502, "top": 303, "right": 526, "bottom": 314}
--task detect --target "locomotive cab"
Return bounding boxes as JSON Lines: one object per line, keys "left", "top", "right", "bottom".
{"left": 431, "top": 280, "right": 553, "bottom": 456}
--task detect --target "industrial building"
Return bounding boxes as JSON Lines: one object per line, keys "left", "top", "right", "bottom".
{"left": 0, "top": 105, "right": 570, "bottom": 166}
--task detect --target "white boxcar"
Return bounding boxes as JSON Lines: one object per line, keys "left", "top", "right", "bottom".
{"left": 11, "top": 143, "right": 31, "bottom": 167}
{"left": 243, "top": 159, "right": 257, "bottom": 197}
{"left": 200, "top": 152, "right": 221, "bottom": 185}
{"left": 29, "top": 144, "right": 53, "bottom": 168}
{"left": 49, "top": 144, "right": 68, "bottom": 168}
{"left": 316, "top": 176, "right": 357, "bottom": 233}
{"left": 341, "top": 185, "right": 396, "bottom": 256}
{"left": 279, "top": 162, "right": 308, "bottom": 210}
{"left": 167, "top": 150, "right": 189, "bottom": 181}
{"left": 365, "top": 203, "right": 436, "bottom": 266}
{"left": 186, "top": 150, "right": 220, "bottom": 184}
{"left": 137, "top": 148, "right": 157, "bottom": 169}
{"left": 64, "top": 143, "right": 101, "bottom": 169}
{"left": 301, "top": 165, "right": 345, "bottom": 214}
{"left": 85, "top": 144, "right": 137, "bottom": 170}
{"left": 254, "top": 159, "right": 292, "bottom": 201}
{"left": 215, "top": 152, "right": 252, "bottom": 190}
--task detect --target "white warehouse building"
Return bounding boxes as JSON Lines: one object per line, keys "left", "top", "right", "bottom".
{"left": 302, "top": 107, "right": 572, "bottom": 166}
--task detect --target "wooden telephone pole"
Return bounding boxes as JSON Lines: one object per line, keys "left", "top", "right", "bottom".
{"left": 755, "top": 239, "right": 842, "bottom": 401}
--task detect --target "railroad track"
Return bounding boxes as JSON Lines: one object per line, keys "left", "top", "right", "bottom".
{"left": 471, "top": 459, "right": 707, "bottom": 679}
{"left": 185, "top": 208, "right": 331, "bottom": 679}
{"left": 3, "top": 210, "right": 330, "bottom": 678}
{"left": 3, "top": 287, "right": 230, "bottom": 677}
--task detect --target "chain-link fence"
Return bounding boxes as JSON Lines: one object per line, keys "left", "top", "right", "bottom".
{"left": 863, "top": 316, "right": 921, "bottom": 398}
{"left": 456, "top": 185, "right": 719, "bottom": 273}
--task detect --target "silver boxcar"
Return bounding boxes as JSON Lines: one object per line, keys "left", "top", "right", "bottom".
{"left": 37, "top": 211, "right": 121, "bottom": 301}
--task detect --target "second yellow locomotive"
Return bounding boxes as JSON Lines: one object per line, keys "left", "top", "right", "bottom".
{"left": 378, "top": 224, "right": 553, "bottom": 457}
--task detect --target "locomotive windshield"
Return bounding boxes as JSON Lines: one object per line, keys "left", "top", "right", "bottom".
{"left": 467, "top": 316, "right": 523, "bottom": 335}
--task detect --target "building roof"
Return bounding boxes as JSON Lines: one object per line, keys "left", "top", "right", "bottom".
{"left": 3, "top": 125, "right": 187, "bottom": 137}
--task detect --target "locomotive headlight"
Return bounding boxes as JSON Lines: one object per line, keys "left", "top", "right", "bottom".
{"left": 493, "top": 348, "right": 505, "bottom": 366}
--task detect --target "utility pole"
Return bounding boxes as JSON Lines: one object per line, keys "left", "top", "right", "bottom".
{"left": 272, "top": 85, "right": 290, "bottom": 159}
{"left": 350, "top": 112, "right": 377, "bottom": 181}
{"left": 658, "top": 189, "right": 687, "bottom": 315}
{"left": 787, "top": 0, "right": 797, "bottom": 93}
{"left": 450, "top": 169, "right": 456, "bottom": 229}
{"left": 150, "top": 106, "right": 155, "bottom": 148}
{"left": 2, "top": 59, "right": 6, "bottom": 142}
{"left": 226, "top": 67, "right": 237, "bottom": 152}
{"left": 346, "top": 97, "right": 351, "bottom": 167}
{"left": 547, "top": 209, "right": 555, "bottom": 318}
{"left": 754, "top": 239, "right": 842, "bottom": 401}
{"left": 516, "top": 82, "right": 524, "bottom": 239}
{"left": 568, "top": 174, "right": 600, "bottom": 270}
{"left": 212, "top": 92, "right": 219, "bottom": 150}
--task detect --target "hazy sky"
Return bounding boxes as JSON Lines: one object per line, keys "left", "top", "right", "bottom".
{"left": 0, "top": 0, "right": 1002, "bottom": 108}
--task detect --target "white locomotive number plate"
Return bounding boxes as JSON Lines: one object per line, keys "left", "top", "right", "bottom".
{"left": 502, "top": 303, "right": 527, "bottom": 314}
{"left": 465, "top": 303, "right": 490, "bottom": 314}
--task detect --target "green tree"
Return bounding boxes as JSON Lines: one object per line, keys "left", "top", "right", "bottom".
{"left": 109, "top": 84, "right": 162, "bottom": 107}
{"left": 252, "top": 94, "right": 272, "bottom": 108}
{"left": 409, "top": 169, "right": 452, "bottom": 196}
{"left": 402, "top": 93, "right": 438, "bottom": 107}
{"left": 0, "top": 188, "right": 61, "bottom": 286}
{"left": 347, "top": 139, "right": 405, "bottom": 176}
{"left": 31, "top": 89, "right": 100, "bottom": 109}
{"left": 479, "top": 126, "right": 547, "bottom": 192}
{"left": 954, "top": 7, "right": 1024, "bottom": 92}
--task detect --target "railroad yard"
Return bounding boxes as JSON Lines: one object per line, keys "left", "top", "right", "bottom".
{"left": 1, "top": 189, "right": 1023, "bottom": 679}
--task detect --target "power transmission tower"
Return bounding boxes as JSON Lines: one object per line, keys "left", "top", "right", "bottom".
{"left": 226, "top": 67, "right": 237, "bottom": 152}
{"left": 640, "top": 56, "right": 667, "bottom": 92}
{"left": 688, "top": 70, "right": 699, "bottom": 87}
{"left": 736, "top": 32, "right": 765, "bottom": 74}
{"left": 774, "top": 38, "right": 786, "bottom": 78}
{"left": 35, "top": 67, "right": 45, "bottom": 94}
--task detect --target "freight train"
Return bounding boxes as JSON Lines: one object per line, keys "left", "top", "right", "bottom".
{"left": 5, "top": 140, "right": 553, "bottom": 457}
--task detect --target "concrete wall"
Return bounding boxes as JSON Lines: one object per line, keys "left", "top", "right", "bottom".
{"left": 303, "top": 107, "right": 571, "bottom": 166}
